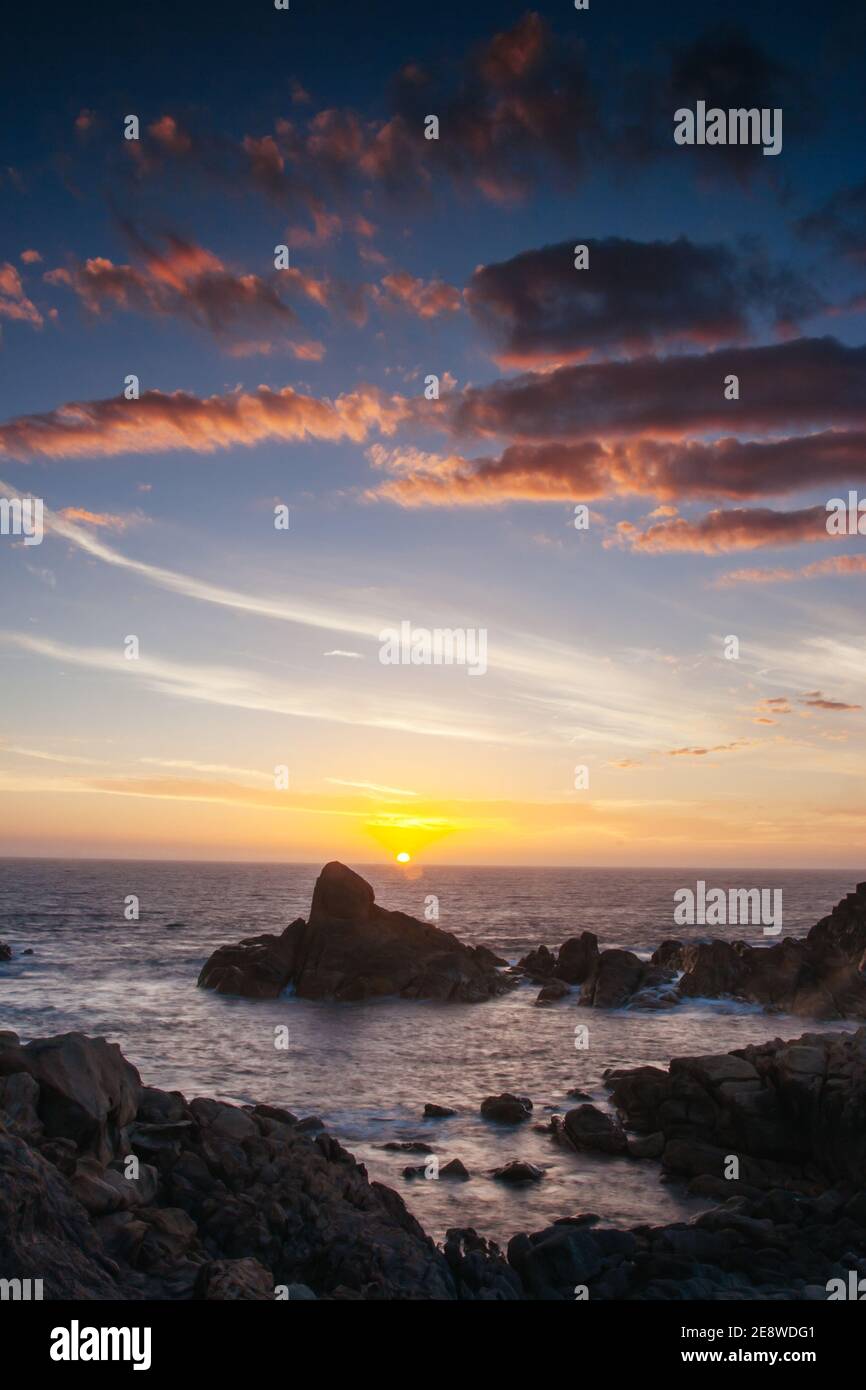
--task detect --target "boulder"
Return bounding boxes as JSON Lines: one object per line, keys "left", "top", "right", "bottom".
{"left": 554, "top": 932, "right": 599, "bottom": 984}
{"left": 440, "top": 1158, "right": 471, "bottom": 1180}
{"left": 492, "top": 1160, "right": 544, "bottom": 1184}
{"left": 0, "top": 1032, "right": 141, "bottom": 1163}
{"left": 516, "top": 944, "right": 557, "bottom": 980}
{"left": 480, "top": 1093, "right": 533, "bottom": 1124}
{"left": 199, "top": 863, "right": 508, "bottom": 1004}
{"left": 535, "top": 978, "right": 569, "bottom": 1005}
{"left": 563, "top": 1104, "right": 628, "bottom": 1156}
{"left": 580, "top": 949, "right": 645, "bottom": 1008}
{"left": 0, "top": 941, "right": 11, "bottom": 961}
{"left": 423, "top": 1103, "right": 456, "bottom": 1118}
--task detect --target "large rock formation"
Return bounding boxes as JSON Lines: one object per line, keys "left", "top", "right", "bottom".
{"left": 198, "top": 861, "right": 510, "bottom": 1003}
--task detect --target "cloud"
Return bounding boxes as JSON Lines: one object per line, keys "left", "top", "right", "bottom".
{"left": 611, "top": 505, "right": 831, "bottom": 554}
{"left": 448, "top": 337, "right": 866, "bottom": 443}
{"left": 44, "top": 228, "right": 325, "bottom": 353}
{"left": 667, "top": 740, "right": 754, "bottom": 758}
{"left": 466, "top": 237, "right": 819, "bottom": 366}
{"left": 799, "top": 692, "right": 862, "bottom": 711}
{"left": 376, "top": 271, "right": 462, "bottom": 319}
{"left": 0, "top": 263, "right": 43, "bottom": 327}
{"left": 367, "top": 427, "right": 866, "bottom": 509}
{"left": 0, "top": 381, "right": 407, "bottom": 460}
{"left": 716, "top": 553, "right": 866, "bottom": 587}
{"left": 58, "top": 507, "right": 144, "bottom": 531}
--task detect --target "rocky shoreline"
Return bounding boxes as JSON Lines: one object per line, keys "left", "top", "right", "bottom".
{"left": 2, "top": 1022, "right": 866, "bottom": 1300}
{"left": 196, "top": 862, "right": 866, "bottom": 1022}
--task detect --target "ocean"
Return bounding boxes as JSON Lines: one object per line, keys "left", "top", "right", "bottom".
{"left": 0, "top": 859, "right": 860, "bottom": 1244}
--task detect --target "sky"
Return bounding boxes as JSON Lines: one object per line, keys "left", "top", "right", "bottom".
{"left": 1, "top": 0, "right": 866, "bottom": 866}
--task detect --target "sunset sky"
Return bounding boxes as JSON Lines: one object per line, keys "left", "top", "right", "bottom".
{"left": 1, "top": 0, "right": 866, "bottom": 865}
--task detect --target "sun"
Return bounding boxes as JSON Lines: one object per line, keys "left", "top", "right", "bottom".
{"left": 395, "top": 851, "right": 411, "bottom": 863}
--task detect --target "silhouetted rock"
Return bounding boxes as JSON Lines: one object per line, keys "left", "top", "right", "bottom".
{"left": 493, "top": 1160, "right": 544, "bottom": 1183}
{"left": 199, "top": 862, "right": 508, "bottom": 1004}
{"left": 563, "top": 1104, "right": 628, "bottom": 1155}
{"left": 580, "top": 949, "right": 645, "bottom": 1008}
{"left": 554, "top": 932, "right": 599, "bottom": 983}
{"left": 535, "top": 978, "right": 569, "bottom": 1005}
{"left": 440, "top": 1158, "right": 471, "bottom": 1180}
{"left": 0, "top": 941, "right": 11, "bottom": 961}
{"left": 423, "top": 1103, "right": 456, "bottom": 1118}
{"left": 480, "top": 1093, "right": 533, "bottom": 1123}
{"left": 517, "top": 944, "right": 556, "bottom": 980}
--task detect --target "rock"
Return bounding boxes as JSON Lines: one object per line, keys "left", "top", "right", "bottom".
{"left": 0, "top": 1071, "right": 42, "bottom": 1138}
{"left": 651, "top": 939, "right": 684, "bottom": 970}
{"left": 0, "top": 1120, "right": 130, "bottom": 1298}
{"left": 196, "top": 919, "right": 306, "bottom": 999}
{"left": 423, "top": 1103, "right": 456, "bottom": 1118}
{"left": 200, "top": 862, "right": 508, "bottom": 1004}
{"left": 535, "top": 978, "right": 569, "bottom": 1005}
{"left": 0, "top": 941, "right": 12, "bottom": 961}
{"left": 554, "top": 932, "right": 599, "bottom": 984}
{"left": 382, "top": 1141, "right": 434, "bottom": 1153}
{"left": 194, "top": 1257, "right": 274, "bottom": 1300}
{"left": 440, "top": 1159, "right": 471, "bottom": 1180}
{"left": 492, "top": 1160, "right": 544, "bottom": 1183}
{"left": 517, "top": 945, "right": 557, "bottom": 980}
{"left": 480, "top": 1093, "right": 533, "bottom": 1124}
{"left": 0, "top": 1032, "right": 141, "bottom": 1163}
{"left": 443, "top": 1227, "right": 523, "bottom": 1300}
{"left": 563, "top": 1104, "right": 628, "bottom": 1156}
{"left": 508, "top": 1224, "right": 602, "bottom": 1298}
{"left": 565, "top": 1087, "right": 593, "bottom": 1101}
{"left": 580, "top": 949, "right": 645, "bottom": 1008}
{"left": 626, "top": 1131, "right": 665, "bottom": 1160}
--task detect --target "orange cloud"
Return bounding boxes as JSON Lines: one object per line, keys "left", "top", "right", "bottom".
{"left": 0, "top": 383, "right": 409, "bottom": 460}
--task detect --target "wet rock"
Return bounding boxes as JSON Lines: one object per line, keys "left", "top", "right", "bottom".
{"left": 444, "top": 1227, "right": 523, "bottom": 1300}
{"left": 554, "top": 932, "right": 599, "bottom": 984}
{"left": 492, "top": 1160, "right": 544, "bottom": 1184}
{"left": 424, "top": 1103, "right": 456, "bottom": 1118}
{"left": 563, "top": 1104, "right": 628, "bottom": 1156}
{"left": 535, "top": 978, "right": 569, "bottom": 1005}
{"left": 627, "top": 1131, "right": 665, "bottom": 1160}
{"left": 382, "top": 1140, "right": 434, "bottom": 1154}
{"left": 440, "top": 1158, "right": 471, "bottom": 1180}
{"left": 580, "top": 949, "right": 645, "bottom": 1008}
{"left": 565, "top": 1087, "right": 593, "bottom": 1101}
{"left": 651, "top": 939, "right": 684, "bottom": 970}
{"left": 0, "top": 941, "right": 12, "bottom": 961}
{"left": 480, "top": 1093, "right": 533, "bottom": 1124}
{"left": 517, "top": 945, "right": 557, "bottom": 980}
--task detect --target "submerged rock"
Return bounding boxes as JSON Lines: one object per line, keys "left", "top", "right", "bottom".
{"left": 199, "top": 862, "right": 508, "bottom": 1004}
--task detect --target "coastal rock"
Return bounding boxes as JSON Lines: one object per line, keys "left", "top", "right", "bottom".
{"left": 440, "top": 1158, "right": 471, "bottom": 1180}
{"left": 423, "top": 1103, "right": 456, "bottom": 1118}
{"left": 554, "top": 932, "right": 599, "bottom": 984}
{"left": 193, "top": 1257, "right": 274, "bottom": 1300}
{"left": 199, "top": 862, "right": 508, "bottom": 1004}
{"left": 0, "top": 1031, "right": 141, "bottom": 1163}
{"left": 517, "top": 944, "right": 556, "bottom": 980}
{"left": 580, "top": 949, "right": 645, "bottom": 1008}
{"left": 0, "top": 941, "right": 11, "bottom": 961}
{"left": 563, "top": 1104, "right": 628, "bottom": 1156}
{"left": 492, "top": 1160, "right": 544, "bottom": 1183}
{"left": 535, "top": 978, "right": 569, "bottom": 1005}
{"left": 480, "top": 1093, "right": 533, "bottom": 1124}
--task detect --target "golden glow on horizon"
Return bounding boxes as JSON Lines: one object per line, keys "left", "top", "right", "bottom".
{"left": 396, "top": 850, "right": 411, "bottom": 863}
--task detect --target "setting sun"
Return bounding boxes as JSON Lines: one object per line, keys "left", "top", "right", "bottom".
{"left": 395, "top": 851, "right": 411, "bottom": 863}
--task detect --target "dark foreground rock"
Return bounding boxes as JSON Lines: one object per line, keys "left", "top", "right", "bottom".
{"left": 4, "top": 1027, "right": 866, "bottom": 1300}
{"left": 198, "top": 861, "right": 509, "bottom": 1003}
